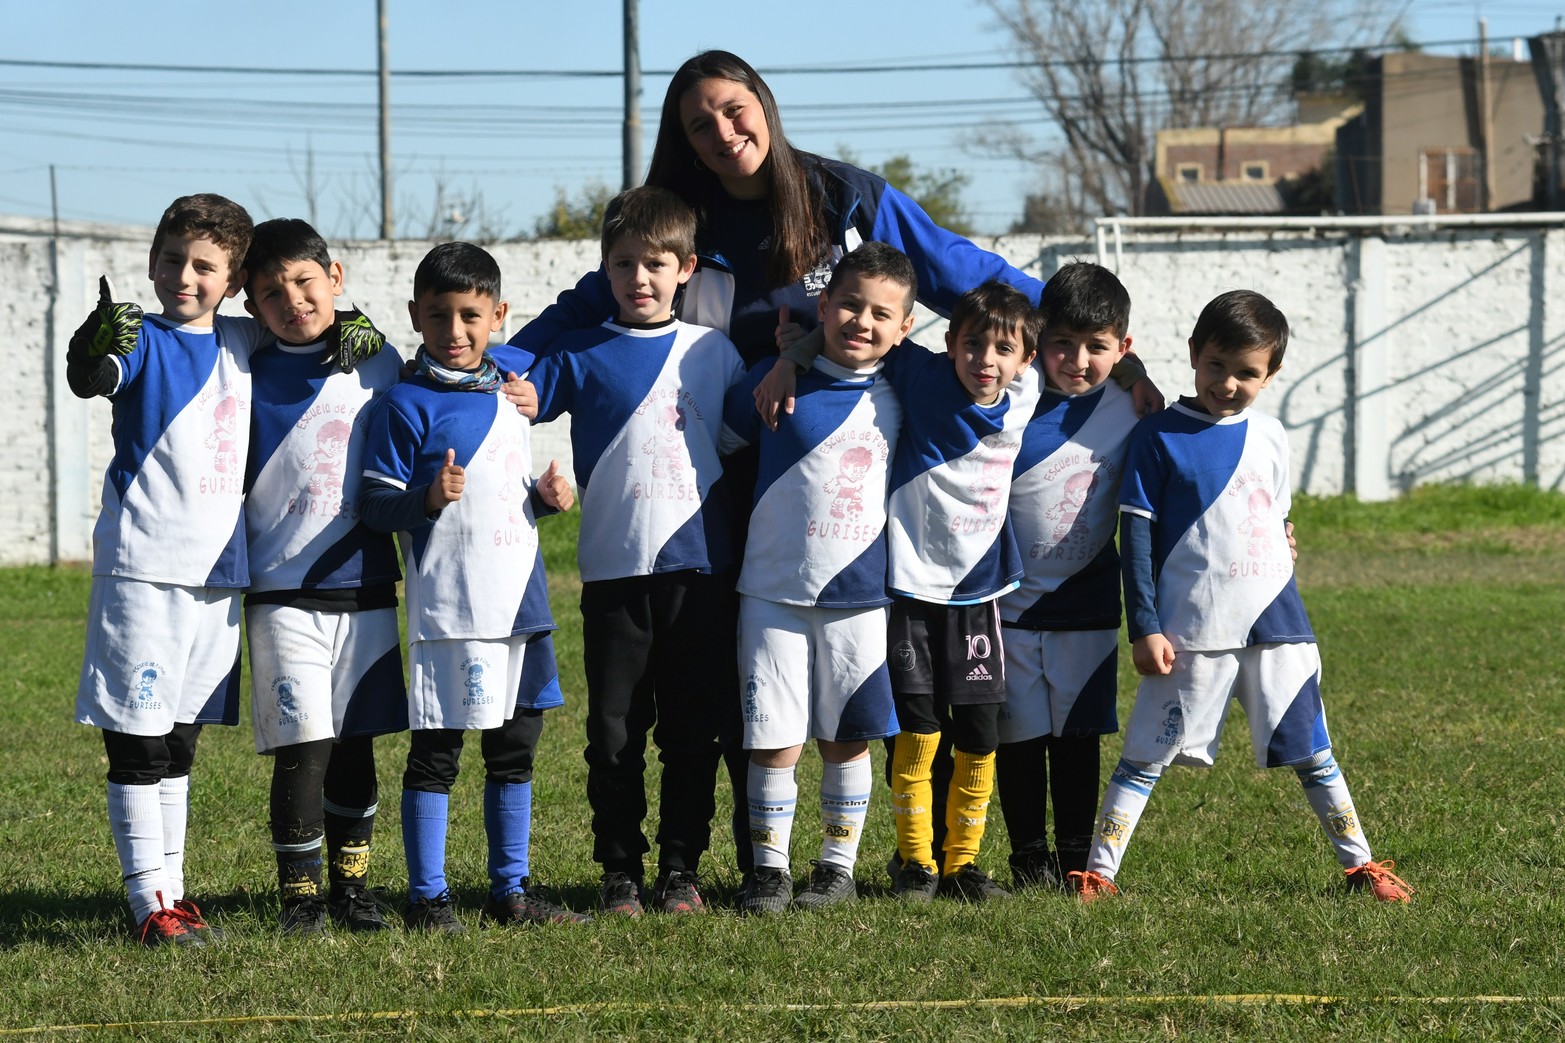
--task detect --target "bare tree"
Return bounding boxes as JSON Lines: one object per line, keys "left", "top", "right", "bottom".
{"left": 977, "top": 0, "right": 1393, "bottom": 219}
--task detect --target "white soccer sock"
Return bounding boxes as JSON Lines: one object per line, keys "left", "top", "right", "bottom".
{"left": 1084, "top": 759, "right": 1162, "bottom": 880}
{"left": 159, "top": 775, "right": 190, "bottom": 902}
{"left": 747, "top": 763, "right": 797, "bottom": 872}
{"left": 818, "top": 757, "right": 871, "bottom": 872}
{"left": 1295, "top": 750, "right": 1374, "bottom": 868}
{"left": 108, "top": 782, "right": 169, "bottom": 925}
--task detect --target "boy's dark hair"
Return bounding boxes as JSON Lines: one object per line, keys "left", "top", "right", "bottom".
{"left": 151, "top": 193, "right": 254, "bottom": 274}
{"left": 600, "top": 185, "right": 697, "bottom": 262}
{"left": 243, "top": 218, "right": 332, "bottom": 295}
{"left": 824, "top": 241, "right": 918, "bottom": 314}
{"left": 1038, "top": 262, "right": 1130, "bottom": 339}
{"left": 949, "top": 280, "right": 1042, "bottom": 356}
{"left": 1190, "top": 290, "right": 1289, "bottom": 373}
{"left": 413, "top": 242, "right": 502, "bottom": 301}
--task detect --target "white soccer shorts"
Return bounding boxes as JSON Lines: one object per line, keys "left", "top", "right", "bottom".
{"left": 1121, "top": 642, "right": 1330, "bottom": 770}
{"left": 246, "top": 603, "right": 406, "bottom": 753}
{"left": 408, "top": 633, "right": 528, "bottom": 731}
{"left": 738, "top": 596, "right": 897, "bottom": 751}
{"left": 997, "top": 627, "right": 1119, "bottom": 744}
{"left": 75, "top": 576, "right": 241, "bottom": 734}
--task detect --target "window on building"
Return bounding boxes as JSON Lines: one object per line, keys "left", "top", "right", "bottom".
{"left": 1419, "top": 148, "right": 1480, "bottom": 213}
{"left": 1176, "top": 163, "right": 1201, "bottom": 182}
{"left": 1242, "top": 162, "right": 1269, "bottom": 181}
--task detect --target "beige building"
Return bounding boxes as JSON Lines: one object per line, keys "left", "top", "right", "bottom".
{"left": 1338, "top": 51, "right": 1544, "bottom": 214}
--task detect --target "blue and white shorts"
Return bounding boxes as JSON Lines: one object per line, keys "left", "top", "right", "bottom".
{"left": 997, "top": 627, "right": 1119, "bottom": 744}
{"left": 75, "top": 576, "right": 241, "bottom": 734}
{"left": 246, "top": 603, "right": 407, "bottom": 752}
{"left": 408, "top": 633, "right": 528, "bottom": 731}
{"left": 738, "top": 596, "right": 897, "bottom": 750}
{"left": 1121, "top": 642, "right": 1329, "bottom": 770}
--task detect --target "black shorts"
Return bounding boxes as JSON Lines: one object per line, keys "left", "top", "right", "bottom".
{"left": 888, "top": 597, "right": 1006, "bottom": 706}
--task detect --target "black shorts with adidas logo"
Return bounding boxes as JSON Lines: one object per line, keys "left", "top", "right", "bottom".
{"left": 887, "top": 596, "right": 1007, "bottom": 706}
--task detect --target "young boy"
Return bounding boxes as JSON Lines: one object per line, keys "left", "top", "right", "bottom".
{"left": 358, "top": 242, "right": 584, "bottom": 932}
{"left": 68, "top": 193, "right": 265, "bottom": 945}
{"left": 995, "top": 262, "right": 1138, "bottom": 889}
{"left": 1069, "top": 289, "right": 1412, "bottom": 903}
{"left": 523, "top": 186, "right": 746, "bottom": 915}
{"left": 241, "top": 218, "right": 407, "bottom": 934}
{"left": 774, "top": 276, "right": 1043, "bottom": 902}
{"left": 880, "top": 281, "right": 1042, "bottom": 903}
{"left": 722, "top": 242, "right": 912, "bottom": 913}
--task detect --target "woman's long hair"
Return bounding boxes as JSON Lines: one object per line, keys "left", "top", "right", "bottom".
{"left": 646, "top": 50, "right": 827, "bottom": 288}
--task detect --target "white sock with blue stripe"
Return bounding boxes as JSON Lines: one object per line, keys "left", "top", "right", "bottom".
{"left": 1295, "top": 749, "right": 1373, "bottom": 868}
{"left": 818, "top": 757, "right": 871, "bottom": 872}
{"left": 747, "top": 763, "right": 796, "bottom": 872}
{"left": 1085, "top": 758, "right": 1163, "bottom": 880}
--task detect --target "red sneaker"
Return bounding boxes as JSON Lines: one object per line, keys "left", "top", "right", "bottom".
{"left": 1344, "top": 859, "right": 1413, "bottom": 903}
{"left": 137, "top": 894, "right": 206, "bottom": 948}
{"left": 1066, "top": 869, "right": 1120, "bottom": 903}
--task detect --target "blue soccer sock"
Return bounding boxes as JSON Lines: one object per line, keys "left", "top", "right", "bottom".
{"left": 401, "top": 789, "right": 450, "bottom": 902}
{"left": 485, "top": 780, "right": 532, "bottom": 899}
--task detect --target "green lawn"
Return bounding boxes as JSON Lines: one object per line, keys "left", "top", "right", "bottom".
{"left": 1, "top": 488, "right": 1562, "bottom": 1040}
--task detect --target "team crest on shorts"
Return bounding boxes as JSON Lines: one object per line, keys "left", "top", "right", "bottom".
{"left": 462, "top": 657, "right": 493, "bottom": 708}
{"left": 743, "top": 675, "right": 769, "bottom": 724}
{"left": 892, "top": 640, "right": 916, "bottom": 674}
{"left": 128, "top": 661, "right": 165, "bottom": 712}
{"left": 1156, "top": 700, "right": 1183, "bottom": 746}
{"left": 271, "top": 675, "right": 308, "bottom": 726}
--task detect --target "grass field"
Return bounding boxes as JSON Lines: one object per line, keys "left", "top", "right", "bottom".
{"left": 1, "top": 485, "right": 1562, "bottom": 1040}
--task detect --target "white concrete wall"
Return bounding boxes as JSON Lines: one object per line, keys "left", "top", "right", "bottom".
{"left": 5, "top": 221, "right": 1562, "bottom": 565}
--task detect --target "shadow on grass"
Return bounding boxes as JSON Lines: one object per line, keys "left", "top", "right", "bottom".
{"left": 0, "top": 885, "right": 275, "bottom": 948}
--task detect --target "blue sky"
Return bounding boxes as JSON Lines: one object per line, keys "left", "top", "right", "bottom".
{"left": 0, "top": 0, "right": 1557, "bottom": 237}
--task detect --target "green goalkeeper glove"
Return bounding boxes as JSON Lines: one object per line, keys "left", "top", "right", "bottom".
{"left": 324, "top": 307, "right": 386, "bottom": 374}
{"left": 69, "top": 276, "right": 142, "bottom": 359}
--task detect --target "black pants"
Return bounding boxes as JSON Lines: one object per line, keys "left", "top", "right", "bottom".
{"left": 404, "top": 708, "right": 544, "bottom": 793}
{"left": 581, "top": 573, "right": 732, "bottom": 876}
{"left": 103, "top": 723, "right": 201, "bottom": 785}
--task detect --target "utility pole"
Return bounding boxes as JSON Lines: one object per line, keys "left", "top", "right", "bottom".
{"left": 622, "top": 0, "right": 642, "bottom": 190}
{"left": 1480, "top": 19, "right": 1495, "bottom": 211}
{"left": 377, "top": 0, "right": 394, "bottom": 239}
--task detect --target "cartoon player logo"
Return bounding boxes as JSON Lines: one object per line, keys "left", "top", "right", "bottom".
{"left": 1238, "top": 487, "right": 1274, "bottom": 559}
{"left": 304, "top": 419, "right": 353, "bottom": 498}
{"left": 465, "top": 661, "right": 486, "bottom": 704}
{"left": 968, "top": 453, "right": 1015, "bottom": 515}
{"left": 1046, "top": 469, "right": 1100, "bottom": 542}
{"left": 642, "top": 405, "right": 688, "bottom": 480}
{"left": 823, "top": 445, "right": 874, "bottom": 520}
{"left": 276, "top": 681, "right": 298, "bottom": 718}
{"left": 134, "top": 667, "right": 158, "bottom": 704}
{"left": 207, "top": 396, "right": 240, "bottom": 474}
{"left": 500, "top": 450, "right": 530, "bottom": 525}
{"left": 1159, "top": 702, "right": 1183, "bottom": 745}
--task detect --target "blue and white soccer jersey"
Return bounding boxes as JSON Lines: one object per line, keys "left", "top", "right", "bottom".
{"left": 245, "top": 342, "right": 407, "bottom": 752}
{"left": 998, "top": 381, "right": 1137, "bottom": 743}
{"left": 1119, "top": 402, "right": 1324, "bottom": 768}
{"left": 1120, "top": 403, "right": 1311, "bottom": 652}
{"left": 76, "top": 314, "right": 265, "bottom": 734}
{"left": 361, "top": 375, "right": 553, "bottom": 730}
{"left": 884, "top": 346, "right": 1040, "bottom": 605}
{"left": 724, "top": 356, "right": 903, "bottom": 749}
{"left": 527, "top": 320, "right": 746, "bottom": 581}
{"left": 245, "top": 343, "right": 403, "bottom": 594}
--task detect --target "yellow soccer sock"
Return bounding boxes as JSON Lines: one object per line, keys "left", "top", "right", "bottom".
{"left": 890, "top": 731, "right": 942, "bottom": 872}
{"left": 943, "top": 749, "right": 996, "bottom": 874}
